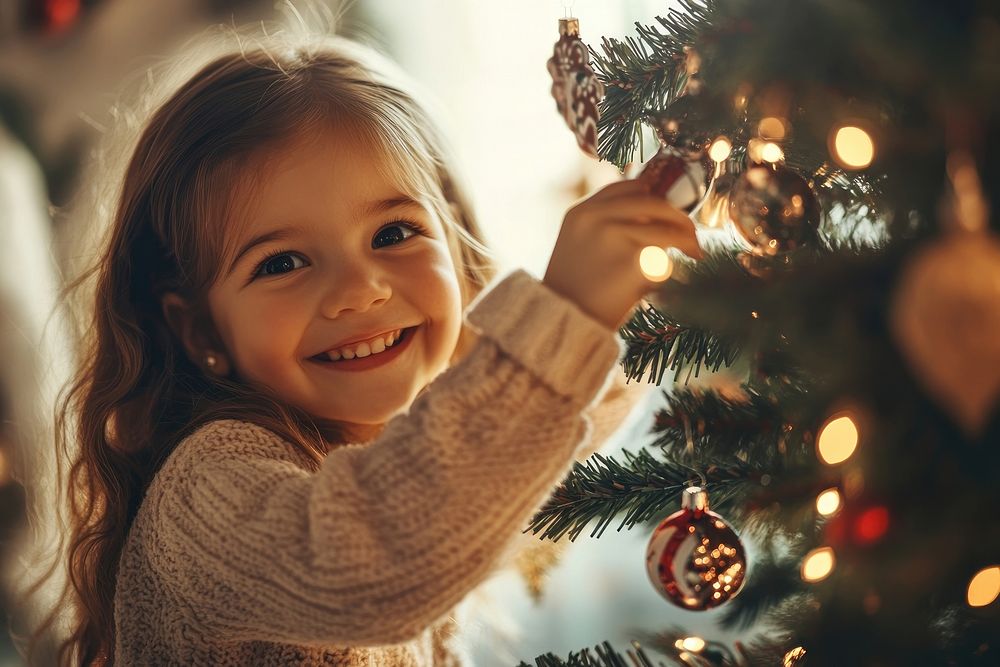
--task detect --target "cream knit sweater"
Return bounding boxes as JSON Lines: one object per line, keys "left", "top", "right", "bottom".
{"left": 113, "top": 269, "right": 645, "bottom": 665}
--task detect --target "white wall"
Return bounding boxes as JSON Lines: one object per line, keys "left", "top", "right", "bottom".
{"left": 355, "top": 0, "right": 676, "bottom": 278}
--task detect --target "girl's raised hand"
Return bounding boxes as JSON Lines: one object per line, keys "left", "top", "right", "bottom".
{"left": 542, "top": 179, "right": 703, "bottom": 332}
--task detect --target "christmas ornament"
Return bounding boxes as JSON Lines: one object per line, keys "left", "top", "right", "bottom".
{"left": 547, "top": 17, "right": 605, "bottom": 158}
{"left": 729, "top": 163, "right": 820, "bottom": 256}
{"left": 783, "top": 647, "right": 808, "bottom": 666}
{"left": 638, "top": 144, "right": 714, "bottom": 213}
{"left": 637, "top": 98, "right": 716, "bottom": 213}
{"left": 646, "top": 486, "right": 747, "bottom": 610}
{"left": 891, "top": 230, "right": 1000, "bottom": 436}
{"left": 513, "top": 539, "right": 565, "bottom": 602}
{"left": 891, "top": 152, "right": 1000, "bottom": 437}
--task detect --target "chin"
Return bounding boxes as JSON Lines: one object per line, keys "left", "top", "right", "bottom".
{"left": 315, "top": 399, "right": 409, "bottom": 430}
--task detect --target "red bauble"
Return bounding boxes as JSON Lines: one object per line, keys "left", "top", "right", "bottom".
{"left": 645, "top": 486, "right": 747, "bottom": 610}
{"left": 638, "top": 146, "right": 714, "bottom": 213}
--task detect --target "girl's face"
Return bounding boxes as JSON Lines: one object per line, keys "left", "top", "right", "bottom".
{"left": 206, "top": 129, "right": 464, "bottom": 439}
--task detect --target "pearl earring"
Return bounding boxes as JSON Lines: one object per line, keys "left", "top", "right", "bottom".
{"left": 205, "top": 353, "right": 218, "bottom": 369}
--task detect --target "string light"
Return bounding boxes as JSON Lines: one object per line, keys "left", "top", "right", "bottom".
{"left": 967, "top": 566, "right": 1000, "bottom": 607}
{"left": 675, "top": 636, "right": 706, "bottom": 653}
{"left": 831, "top": 125, "right": 875, "bottom": 169}
{"left": 758, "top": 117, "right": 787, "bottom": 140}
{"left": 639, "top": 246, "right": 673, "bottom": 282}
{"left": 815, "top": 488, "right": 842, "bottom": 516}
{"left": 747, "top": 137, "right": 767, "bottom": 163}
{"left": 709, "top": 136, "right": 733, "bottom": 162}
{"left": 947, "top": 151, "right": 989, "bottom": 233}
{"left": 853, "top": 506, "right": 890, "bottom": 543}
{"left": 761, "top": 142, "right": 785, "bottom": 163}
{"left": 817, "top": 413, "right": 859, "bottom": 465}
{"left": 801, "top": 546, "right": 836, "bottom": 582}
{"left": 46, "top": 0, "right": 82, "bottom": 33}
{"left": 734, "top": 83, "right": 752, "bottom": 111}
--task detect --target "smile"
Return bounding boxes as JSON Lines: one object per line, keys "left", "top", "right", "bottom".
{"left": 306, "top": 326, "right": 418, "bottom": 373}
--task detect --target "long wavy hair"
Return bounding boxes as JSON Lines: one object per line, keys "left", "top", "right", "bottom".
{"left": 17, "top": 29, "right": 496, "bottom": 667}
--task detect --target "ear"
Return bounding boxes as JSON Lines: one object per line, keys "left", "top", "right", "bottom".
{"left": 161, "top": 292, "right": 233, "bottom": 376}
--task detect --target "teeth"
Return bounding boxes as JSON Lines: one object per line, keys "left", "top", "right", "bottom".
{"left": 319, "top": 328, "right": 404, "bottom": 362}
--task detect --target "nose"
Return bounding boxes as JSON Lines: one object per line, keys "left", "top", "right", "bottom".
{"left": 318, "top": 260, "right": 392, "bottom": 319}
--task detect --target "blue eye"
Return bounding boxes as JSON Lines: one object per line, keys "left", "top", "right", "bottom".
{"left": 373, "top": 220, "right": 424, "bottom": 249}
{"left": 252, "top": 251, "right": 307, "bottom": 279}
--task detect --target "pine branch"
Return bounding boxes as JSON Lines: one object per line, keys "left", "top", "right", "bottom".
{"left": 592, "top": 1, "right": 716, "bottom": 168}
{"left": 620, "top": 303, "right": 741, "bottom": 385}
{"left": 526, "top": 448, "right": 751, "bottom": 542}
{"left": 651, "top": 387, "right": 784, "bottom": 448}
{"left": 519, "top": 640, "right": 667, "bottom": 667}
{"left": 644, "top": 243, "right": 883, "bottom": 354}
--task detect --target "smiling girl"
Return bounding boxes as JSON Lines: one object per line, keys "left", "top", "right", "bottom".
{"left": 23, "top": 29, "right": 701, "bottom": 667}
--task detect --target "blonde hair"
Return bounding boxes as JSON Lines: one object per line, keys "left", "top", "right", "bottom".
{"left": 18, "top": 23, "right": 497, "bottom": 666}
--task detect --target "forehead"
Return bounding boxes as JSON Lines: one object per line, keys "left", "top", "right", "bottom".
{"left": 223, "top": 125, "right": 420, "bottom": 248}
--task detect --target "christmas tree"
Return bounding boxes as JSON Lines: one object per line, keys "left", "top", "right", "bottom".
{"left": 527, "top": 1, "right": 1000, "bottom": 664}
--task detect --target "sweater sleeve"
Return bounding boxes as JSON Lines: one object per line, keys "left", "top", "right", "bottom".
{"left": 146, "top": 269, "right": 623, "bottom": 647}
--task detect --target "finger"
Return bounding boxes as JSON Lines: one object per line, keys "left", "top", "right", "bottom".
{"left": 584, "top": 178, "right": 648, "bottom": 201}
{"left": 582, "top": 196, "right": 695, "bottom": 228}
{"left": 617, "top": 221, "right": 704, "bottom": 259}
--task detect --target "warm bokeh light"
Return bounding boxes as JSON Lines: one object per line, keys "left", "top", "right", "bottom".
{"left": 946, "top": 150, "right": 989, "bottom": 233}
{"left": 831, "top": 125, "right": 875, "bottom": 169}
{"left": 815, "top": 488, "right": 842, "bottom": 516}
{"left": 678, "top": 636, "right": 706, "bottom": 653}
{"left": 761, "top": 141, "right": 785, "bottom": 163}
{"left": 747, "top": 137, "right": 766, "bottom": 163}
{"left": 47, "top": 0, "right": 82, "bottom": 32}
{"left": 758, "top": 116, "right": 787, "bottom": 140}
{"left": 639, "top": 245, "right": 673, "bottom": 282}
{"left": 801, "top": 546, "right": 836, "bottom": 582}
{"left": 817, "top": 414, "right": 859, "bottom": 465}
{"left": 0, "top": 447, "right": 8, "bottom": 485}
{"left": 854, "top": 506, "right": 890, "bottom": 543}
{"left": 967, "top": 566, "right": 1000, "bottom": 607}
{"left": 709, "top": 136, "right": 733, "bottom": 162}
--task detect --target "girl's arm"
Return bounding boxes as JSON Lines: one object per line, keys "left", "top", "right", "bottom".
{"left": 138, "top": 269, "right": 622, "bottom": 647}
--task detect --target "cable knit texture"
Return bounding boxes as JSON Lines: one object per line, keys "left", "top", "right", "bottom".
{"left": 113, "top": 269, "right": 642, "bottom": 665}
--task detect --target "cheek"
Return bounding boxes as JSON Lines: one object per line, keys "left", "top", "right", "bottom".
{"left": 422, "top": 248, "right": 464, "bottom": 324}
{"left": 218, "top": 293, "right": 310, "bottom": 380}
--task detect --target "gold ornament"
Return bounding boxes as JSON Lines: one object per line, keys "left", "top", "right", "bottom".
{"left": 891, "top": 230, "right": 1000, "bottom": 437}
{"left": 513, "top": 539, "right": 566, "bottom": 602}
{"left": 892, "top": 152, "right": 1000, "bottom": 437}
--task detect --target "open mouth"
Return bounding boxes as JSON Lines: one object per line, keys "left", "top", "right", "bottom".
{"left": 307, "top": 326, "right": 418, "bottom": 371}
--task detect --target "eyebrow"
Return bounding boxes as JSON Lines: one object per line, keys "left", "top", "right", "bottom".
{"left": 226, "top": 195, "right": 423, "bottom": 277}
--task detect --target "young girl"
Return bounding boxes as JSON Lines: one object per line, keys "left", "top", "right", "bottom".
{"left": 27, "top": 29, "right": 701, "bottom": 666}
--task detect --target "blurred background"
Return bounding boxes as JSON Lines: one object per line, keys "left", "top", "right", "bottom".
{"left": 0, "top": 1, "right": 738, "bottom": 664}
